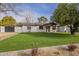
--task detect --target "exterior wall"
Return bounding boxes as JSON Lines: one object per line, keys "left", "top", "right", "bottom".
{"left": 0, "top": 26, "right": 46, "bottom": 32}
{"left": 15, "top": 26, "right": 29, "bottom": 32}
{"left": 22, "top": 26, "right": 29, "bottom": 32}
{"left": 0, "top": 25, "right": 70, "bottom": 32}
{"left": 51, "top": 26, "right": 57, "bottom": 32}
{"left": 0, "top": 26, "right": 5, "bottom": 32}
{"left": 15, "top": 26, "right": 22, "bottom": 32}
{"left": 15, "top": 26, "right": 45, "bottom": 32}
{"left": 43, "top": 26, "right": 46, "bottom": 32}
{"left": 30, "top": 26, "right": 39, "bottom": 32}
{"left": 57, "top": 26, "right": 70, "bottom": 32}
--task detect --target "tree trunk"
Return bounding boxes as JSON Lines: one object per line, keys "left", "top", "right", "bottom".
{"left": 70, "top": 25, "right": 75, "bottom": 35}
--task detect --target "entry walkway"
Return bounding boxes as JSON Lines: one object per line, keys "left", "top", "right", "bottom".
{"left": 0, "top": 32, "right": 17, "bottom": 41}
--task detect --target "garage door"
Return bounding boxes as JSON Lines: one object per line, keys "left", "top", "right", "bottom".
{"left": 5, "top": 26, "right": 14, "bottom": 32}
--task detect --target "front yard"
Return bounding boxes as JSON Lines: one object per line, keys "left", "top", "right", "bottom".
{"left": 0, "top": 32, "right": 79, "bottom": 52}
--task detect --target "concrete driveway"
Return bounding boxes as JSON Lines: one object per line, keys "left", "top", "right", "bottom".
{"left": 0, "top": 32, "right": 17, "bottom": 41}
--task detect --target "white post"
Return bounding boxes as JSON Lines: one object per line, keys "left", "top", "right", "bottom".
{"left": 50, "top": 26, "right": 52, "bottom": 32}
{"left": 1, "top": 26, "right": 5, "bottom": 32}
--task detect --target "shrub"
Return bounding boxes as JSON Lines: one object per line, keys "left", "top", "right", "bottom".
{"left": 31, "top": 48, "right": 38, "bottom": 56}
{"left": 68, "top": 44, "right": 77, "bottom": 51}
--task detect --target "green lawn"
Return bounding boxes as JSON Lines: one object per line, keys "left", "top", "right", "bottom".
{"left": 0, "top": 32, "right": 79, "bottom": 52}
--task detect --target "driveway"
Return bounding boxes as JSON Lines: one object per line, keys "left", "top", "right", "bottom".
{"left": 0, "top": 32, "right": 17, "bottom": 41}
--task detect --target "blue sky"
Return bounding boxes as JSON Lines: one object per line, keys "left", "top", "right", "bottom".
{"left": 0, "top": 3, "right": 58, "bottom": 22}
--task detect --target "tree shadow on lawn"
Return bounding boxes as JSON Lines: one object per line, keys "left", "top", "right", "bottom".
{"left": 21, "top": 32, "right": 72, "bottom": 39}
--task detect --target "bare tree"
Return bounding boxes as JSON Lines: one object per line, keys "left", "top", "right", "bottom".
{"left": 0, "top": 3, "right": 22, "bottom": 16}
{"left": 23, "top": 10, "right": 34, "bottom": 32}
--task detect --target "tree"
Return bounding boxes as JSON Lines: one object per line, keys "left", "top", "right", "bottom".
{"left": 0, "top": 20, "right": 2, "bottom": 26}
{"left": 38, "top": 16, "right": 48, "bottom": 24}
{"left": 0, "top": 4, "right": 22, "bottom": 26}
{"left": 1, "top": 16, "right": 16, "bottom": 26}
{"left": 24, "top": 10, "right": 34, "bottom": 32}
{"left": 0, "top": 3, "right": 21, "bottom": 16}
{"left": 38, "top": 16, "right": 48, "bottom": 32}
{"left": 52, "top": 3, "right": 79, "bottom": 35}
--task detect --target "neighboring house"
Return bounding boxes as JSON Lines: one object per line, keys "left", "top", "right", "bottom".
{"left": 0, "top": 22, "right": 70, "bottom": 32}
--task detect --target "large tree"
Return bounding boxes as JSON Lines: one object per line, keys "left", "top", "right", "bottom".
{"left": 52, "top": 3, "right": 79, "bottom": 35}
{"left": 1, "top": 16, "right": 16, "bottom": 26}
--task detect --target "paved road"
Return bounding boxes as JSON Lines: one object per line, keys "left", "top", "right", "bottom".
{"left": 0, "top": 32, "right": 17, "bottom": 41}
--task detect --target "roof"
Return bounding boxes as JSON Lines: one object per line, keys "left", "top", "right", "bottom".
{"left": 16, "top": 22, "right": 57, "bottom": 27}
{"left": 16, "top": 23, "right": 41, "bottom": 26}
{"left": 42, "top": 22, "right": 57, "bottom": 26}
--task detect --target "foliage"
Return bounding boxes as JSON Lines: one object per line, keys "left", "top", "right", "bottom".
{"left": 0, "top": 4, "right": 20, "bottom": 26}
{"left": 0, "top": 21, "right": 1, "bottom": 26}
{"left": 52, "top": 4, "right": 79, "bottom": 34}
{"left": 32, "top": 48, "right": 38, "bottom": 56}
{"left": 52, "top": 3, "right": 79, "bottom": 26}
{"left": 38, "top": 16, "right": 48, "bottom": 24}
{"left": 1, "top": 16, "right": 16, "bottom": 26}
{"left": 68, "top": 44, "right": 77, "bottom": 51}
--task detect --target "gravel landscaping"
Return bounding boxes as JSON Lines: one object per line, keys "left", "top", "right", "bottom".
{"left": 0, "top": 44, "right": 79, "bottom": 56}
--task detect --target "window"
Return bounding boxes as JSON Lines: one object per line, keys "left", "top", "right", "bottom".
{"left": 27, "top": 26, "right": 31, "bottom": 30}
{"left": 39, "top": 26, "right": 43, "bottom": 30}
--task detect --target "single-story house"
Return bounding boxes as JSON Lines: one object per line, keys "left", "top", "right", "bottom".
{"left": 0, "top": 22, "right": 70, "bottom": 32}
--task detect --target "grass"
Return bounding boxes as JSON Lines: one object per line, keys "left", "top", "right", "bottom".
{"left": 0, "top": 32, "right": 79, "bottom": 52}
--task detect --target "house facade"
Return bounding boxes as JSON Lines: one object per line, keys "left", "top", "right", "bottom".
{"left": 0, "top": 26, "right": 48, "bottom": 32}
{"left": 0, "top": 22, "right": 70, "bottom": 32}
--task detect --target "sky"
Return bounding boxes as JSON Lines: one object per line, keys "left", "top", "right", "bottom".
{"left": 0, "top": 3, "right": 58, "bottom": 23}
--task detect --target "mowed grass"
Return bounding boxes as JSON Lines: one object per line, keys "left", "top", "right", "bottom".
{"left": 0, "top": 32, "right": 79, "bottom": 52}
